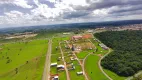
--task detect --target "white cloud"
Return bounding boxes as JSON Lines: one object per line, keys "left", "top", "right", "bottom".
{"left": 13, "top": 0, "right": 33, "bottom": 8}
{"left": 0, "top": 0, "right": 33, "bottom": 8}
{"left": 0, "top": 0, "right": 142, "bottom": 28}
{"left": 93, "top": 9, "right": 109, "bottom": 16}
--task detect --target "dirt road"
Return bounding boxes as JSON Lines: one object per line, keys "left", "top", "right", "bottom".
{"left": 59, "top": 42, "right": 70, "bottom": 80}
{"left": 42, "top": 39, "right": 52, "bottom": 80}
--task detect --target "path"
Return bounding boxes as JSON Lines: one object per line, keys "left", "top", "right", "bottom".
{"left": 42, "top": 39, "right": 52, "bottom": 80}
{"left": 59, "top": 42, "right": 70, "bottom": 80}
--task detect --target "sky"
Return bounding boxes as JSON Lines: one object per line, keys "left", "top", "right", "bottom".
{"left": 0, "top": 0, "right": 142, "bottom": 28}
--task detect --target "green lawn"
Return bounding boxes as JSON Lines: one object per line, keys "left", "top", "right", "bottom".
{"left": 58, "top": 71, "right": 66, "bottom": 80}
{"left": 0, "top": 39, "right": 48, "bottom": 80}
{"left": 76, "top": 51, "right": 89, "bottom": 59}
{"left": 85, "top": 54, "right": 109, "bottom": 80}
{"left": 69, "top": 64, "right": 85, "bottom": 80}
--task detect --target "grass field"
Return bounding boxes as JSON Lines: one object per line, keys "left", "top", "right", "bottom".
{"left": 85, "top": 54, "right": 109, "bottom": 80}
{"left": 76, "top": 51, "right": 89, "bottom": 59}
{"left": 69, "top": 61, "right": 85, "bottom": 80}
{"left": 0, "top": 39, "right": 48, "bottom": 80}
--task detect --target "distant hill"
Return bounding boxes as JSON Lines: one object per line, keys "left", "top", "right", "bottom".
{"left": 0, "top": 19, "right": 142, "bottom": 34}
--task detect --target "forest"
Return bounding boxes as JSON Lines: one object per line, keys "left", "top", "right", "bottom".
{"left": 94, "top": 30, "right": 142, "bottom": 77}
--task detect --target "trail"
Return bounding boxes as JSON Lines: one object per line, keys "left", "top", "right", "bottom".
{"left": 42, "top": 39, "right": 52, "bottom": 80}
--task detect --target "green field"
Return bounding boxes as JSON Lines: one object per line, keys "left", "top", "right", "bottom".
{"left": 76, "top": 51, "right": 89, "bottom": 59}
{"left": 69, "top": 61, "right": 85, "bottom": 80}
{"left": 85, "top": 54, "right": 109, "bottom": 80}
{"left": 0, "top": 39, "right": 48, "bottom": 80}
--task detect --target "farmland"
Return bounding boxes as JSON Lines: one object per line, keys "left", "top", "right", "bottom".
{"left": 0, "top": 39, "right": 48, "bottom": 80}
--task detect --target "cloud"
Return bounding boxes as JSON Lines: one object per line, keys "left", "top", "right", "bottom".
{"left": 0, "top": 0, "right": 142, "bottom": 28}
{"left": 0, "top": 0, "right": 33, "bottom": 8}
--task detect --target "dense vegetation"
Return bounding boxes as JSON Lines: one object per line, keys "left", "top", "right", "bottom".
{"left": 95, "top": 30, "right": 142, "bottom": 77}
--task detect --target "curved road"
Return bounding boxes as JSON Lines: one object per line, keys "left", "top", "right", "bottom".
{"left": 89, "top": 38, "right": 113, "bottom": 80}
{"left": 98, "top": 48, "right": 113, "bottom": 80}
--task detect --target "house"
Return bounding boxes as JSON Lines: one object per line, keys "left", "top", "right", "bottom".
{"left": 57, "top": 65, "right": 65, "bottom": 70}
{"left": 77, "top": 71, "right": 83, "bottom": 75}
{"left": 51, "top": 63, "right": 57, "bottom": 67}
{"left": 67, "top": 63, "right": 76, "bottom": 70}
{"left": 53, "top": 75, "right": 59, "bottom": 80}
{"left": 51, "top": 74, "right": 59, "bottom": 80}
{"left": 70, "top": 57, "right": 76, "bottom": 61}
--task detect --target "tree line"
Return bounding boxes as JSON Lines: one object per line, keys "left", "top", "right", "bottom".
{"left": 94, "top": 30, "right": 142, "bottom": 77}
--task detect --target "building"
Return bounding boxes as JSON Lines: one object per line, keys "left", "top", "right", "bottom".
{"left": 77, "top": 71, "right": 83, "bottom": 75}
{"left": 51, "top": 63, "right": 57, "bottom": 67}
{"left": 50, "top": 75, "right": 59, "bottom": 80}
{"left": 71, "top": 35, "right": 83, "bottom": 41}
{"left": 99, "top": 44, "right": 108, "bottom": 50}
{"left": 57, "top": 65, "right": 65, "bottom": 70}
{"left": 53, "top": 75, "right": 59, "bottom": 80}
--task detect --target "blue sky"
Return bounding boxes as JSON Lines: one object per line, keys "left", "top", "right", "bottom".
{"left": 0, "top": 0, "right": 142, "bottom": 28}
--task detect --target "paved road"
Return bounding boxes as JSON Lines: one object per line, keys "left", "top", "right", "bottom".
{"left": 98, "top": 48, "right": 113, "bottom": 80}
{"left": 82, "top": 53, "right": 91, "bottom": 80}
{"left": 42, "top": 39, "right": 52, "bottom": 80}
{"left": 59, "top": 42, "right": 70, "bottom": 80}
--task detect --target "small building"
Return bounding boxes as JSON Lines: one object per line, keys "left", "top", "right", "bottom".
{"left": 77, "top": 71, "right": 83, "bottom": 75}
{"left": 57, "top": 65, "right": 65, "bottom": 70}
{"left": 99, "top": 44, "right": 108, "bottom": 50}
{"left": 53, "top": 75, "right": 59, "bottom": 80}
{"left": 51, "top": 63, "right": 57, "bottom": 67}
{"left": 63, "top": 33, "right": 71, "bottom": 35}
{"left": 51, "top": 74, "right": 59, "bottom": 80}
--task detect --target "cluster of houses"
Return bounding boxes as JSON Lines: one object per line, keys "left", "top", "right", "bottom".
{"left": 50, "top": 62, "right": 64, "bottom": 80}
{"left": 50, "top": 51, "right": 84, "bottom": 80}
